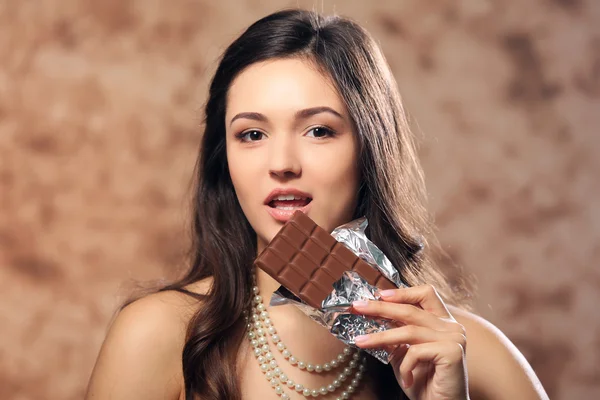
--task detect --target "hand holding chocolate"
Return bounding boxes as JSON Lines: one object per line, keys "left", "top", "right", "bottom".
{"left": 255, "top": 211, "right": 406, "bottom": 363}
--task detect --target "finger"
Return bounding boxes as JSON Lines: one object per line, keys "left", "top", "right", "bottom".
{"left": 353, "top": 325, "right": 467, "bottom": 349}
{"left": 399, "top": 341, "right": 466, "bottom": 389}
{"left": 387, "top": 343, "right": 409, "bottom": 367}
{"left": 378, "top": 284, "right": 451, "bottom": 318}
{"left": 351, "top": 300, "right": 450, "bottom": 331}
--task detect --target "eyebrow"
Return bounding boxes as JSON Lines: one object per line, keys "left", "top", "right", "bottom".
{"left": 229, "top": 106, "right": 344, "bottom": 127}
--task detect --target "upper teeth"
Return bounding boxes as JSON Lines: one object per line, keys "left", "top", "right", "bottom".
{"left": 273, "top": 194, "right": 307, "bottom": 201}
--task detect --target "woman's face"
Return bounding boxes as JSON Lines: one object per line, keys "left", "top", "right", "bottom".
{"left": 225, "top": 58, "right": 360, "bottom": 253}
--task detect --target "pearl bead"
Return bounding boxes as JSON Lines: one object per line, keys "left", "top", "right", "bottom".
{"left": 246, "top": 280, "right": 370, "bottom": 400}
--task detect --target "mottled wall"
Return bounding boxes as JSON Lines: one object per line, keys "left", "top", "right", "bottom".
{"left": 0, "top": 1, "right": 598, "bottom": 399}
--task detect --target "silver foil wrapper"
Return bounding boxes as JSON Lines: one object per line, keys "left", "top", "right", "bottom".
{"left": 331, "top": 217, "right": 404, "bottom": 288}
{"left": 269, "top": 217, "right": 407, "bottom": 364}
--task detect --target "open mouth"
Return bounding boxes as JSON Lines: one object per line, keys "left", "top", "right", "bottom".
{"left": 268, "top": 195, "right": 313, "bottom": 210}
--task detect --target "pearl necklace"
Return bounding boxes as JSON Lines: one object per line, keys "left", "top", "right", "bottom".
{"left": 245, "top": 284, "right": 367, "bottom": 399}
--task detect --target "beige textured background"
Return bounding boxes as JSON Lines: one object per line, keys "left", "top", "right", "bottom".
{"left": 1, "top": 1, "right": 598, "bottom": 399}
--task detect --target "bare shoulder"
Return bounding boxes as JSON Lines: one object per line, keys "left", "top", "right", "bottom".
{"left": 85, "top": 278, "right": 212, "bottom": 400}
{"left": 448, "top": 306, "right": 549, "bottom": 400}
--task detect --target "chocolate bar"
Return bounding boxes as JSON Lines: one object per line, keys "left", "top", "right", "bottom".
{"left": 255, "top": 211, "right": 397, "bottom": 308}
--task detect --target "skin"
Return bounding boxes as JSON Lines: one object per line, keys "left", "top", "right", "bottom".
{"left": 85, "top": 58, "right": 549, "bottom": 400}
{"left": 225, "top": 58, "right": 361, "bottom": 253}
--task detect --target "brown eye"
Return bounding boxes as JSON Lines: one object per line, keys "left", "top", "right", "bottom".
{"left": 238, "top": 130, "right": 264, "bottom": 142}
{"left": 306, "top": 126, "right": 335, "bottom": 139}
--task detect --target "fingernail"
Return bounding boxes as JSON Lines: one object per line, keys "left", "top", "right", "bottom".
{"left": 352, "top": 300, "right": 368, "bottom": 308}
{"left": 354, "top": 335, "right": 368, "bottom": 344}
{"left": 379, "top": 289, "right": 395, "bottom": 297}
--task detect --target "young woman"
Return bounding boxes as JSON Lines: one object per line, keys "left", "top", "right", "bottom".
{"left": 85, "top": 9, "right": 549, "bottom": 400}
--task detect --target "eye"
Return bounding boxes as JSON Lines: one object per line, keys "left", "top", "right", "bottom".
{"left": 236, "top": 130, "right": 265, "bottom": 142}
{"left": 305, "top": 126, "right": 336, "bottom": 139}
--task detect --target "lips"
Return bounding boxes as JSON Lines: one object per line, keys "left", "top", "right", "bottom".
{"left": 264, "top": 188, "right": 313, "bottom": 222}
{"left": 269, "top": 198, "right": 311, "bottom": 208}
{"left": 263, "top": 188, "right": 313, "bottom": 205}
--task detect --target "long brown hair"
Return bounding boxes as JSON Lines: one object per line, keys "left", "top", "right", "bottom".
{"left": 141, "top": 9, "right": 471, "bottom": 400}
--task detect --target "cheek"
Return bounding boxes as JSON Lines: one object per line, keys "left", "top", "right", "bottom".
{"left": 309, "top": 141, "right": 358, "bottom": 188}
{"left": 304, "top": 143, "right": 360, "bottom": 219}
{"left": 226, "top": 147, "right": 256, "bottom": 205}
{"left": 226, "top": 146, "right": 269, "bottom": 231}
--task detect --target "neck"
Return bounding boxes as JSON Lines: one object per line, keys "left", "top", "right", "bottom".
{"left": 255, "top": 268, "right": 283, "bottom": 300}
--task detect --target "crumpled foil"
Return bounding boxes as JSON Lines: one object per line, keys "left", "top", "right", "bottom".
{"left": 269, "top": 217, "right": 408, "bottom": 364}
{"left": 331, "top": 217, "right": 404, "bottom": 288}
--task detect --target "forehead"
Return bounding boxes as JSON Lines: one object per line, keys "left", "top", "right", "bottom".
{"left": 226, "top": 58, "right": 346, "bottom": 117}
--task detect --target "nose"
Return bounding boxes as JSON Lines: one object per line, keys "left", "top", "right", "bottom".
{"left": 268, "top": 135, "right": 301, "bottom": 179}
